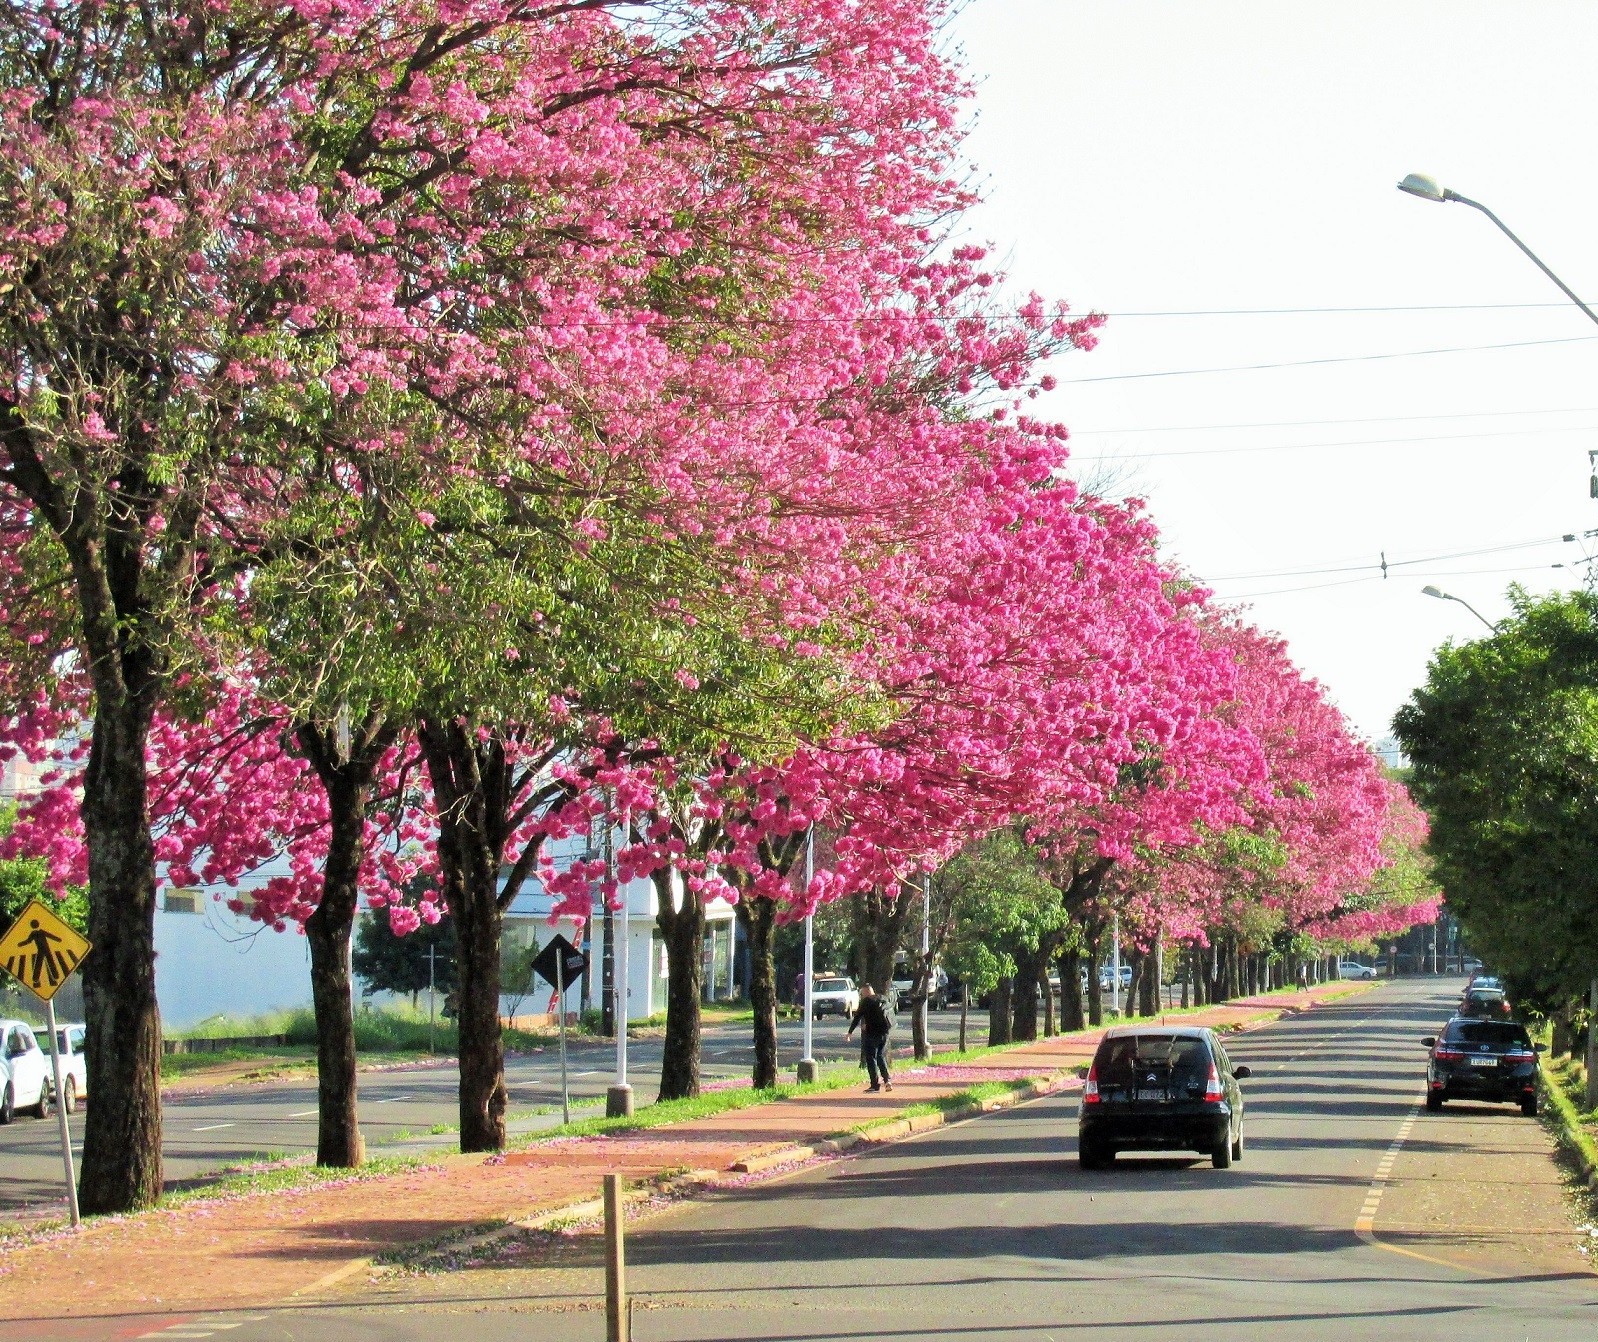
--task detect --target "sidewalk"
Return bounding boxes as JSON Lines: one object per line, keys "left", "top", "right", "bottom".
{"left": 0, "top": 982, "right": 1368, "bottom": 1323}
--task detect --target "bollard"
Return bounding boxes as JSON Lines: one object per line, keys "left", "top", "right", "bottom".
{"left": 604, "top": 1173, "right": 628, "bottom": 1342}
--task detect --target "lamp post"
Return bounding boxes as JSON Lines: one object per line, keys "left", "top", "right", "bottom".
{"left": 1421, "top": 584, "right": 1496, "bottom": 632}
{"left": 1397, "top": 174, "right": 1598, "bottom": 329}
{"left": 797, "top": 827, "right": 818, "bottom": 1084}
{"left": 605, "top": 794, "right": 633, "bottom": 1118}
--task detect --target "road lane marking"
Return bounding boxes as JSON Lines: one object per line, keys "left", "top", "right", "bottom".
{"left": 190, "top": 1123, "right": 235, "bottom": 1132}
{"left": 289, "top": 1109, "right": 319, "bottom": 1118}
{"left": 1353, "top": 1095, "right": 1491, "bottom": 1275}
{"left": 372, "top": 1095, "right": 411, "bottom": 1103}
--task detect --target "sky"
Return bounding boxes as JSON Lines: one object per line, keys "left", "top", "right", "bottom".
{"left": 949, "top": 1, "right": 1598, "bottom": 742}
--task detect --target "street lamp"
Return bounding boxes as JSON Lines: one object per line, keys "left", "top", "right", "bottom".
{"left": 1397, "top": 173, "right": 1598, "bottom": 329}
{"left": 1422, "top": 584, "right": 1496, "bottom": 632}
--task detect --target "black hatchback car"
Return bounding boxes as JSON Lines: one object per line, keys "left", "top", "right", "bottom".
{"left": 1078, "top": 1026, "right": 1250, "bottom": 1170}
{"left": 1423, "top": 1016, "right": 1544, "bottom": 1115}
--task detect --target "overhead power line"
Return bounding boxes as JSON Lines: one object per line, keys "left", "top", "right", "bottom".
{"left": 1204, "top": 532, "right": 1584, "bottom": 584}
{"left": 1063, "top": 334, "right": 1598, "bottom": 384}
{"left": 1076, "top": 423, "right": 1598, "bottom": 463}
{"left": 1070, "top": 405, "right": 1598, "bottom": 436}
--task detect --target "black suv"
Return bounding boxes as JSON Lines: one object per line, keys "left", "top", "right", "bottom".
{"left": 1078, "top": 1026, "right": 1250, "bottom": 1170}
{"left": 1423, "top": 1016, "right": 1544, "bottom": 1115}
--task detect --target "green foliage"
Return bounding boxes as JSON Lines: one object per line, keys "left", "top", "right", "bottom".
{"left": 938, "top": 829, "right": 1063, "bottom": 994}
{"left": 353, "top": 909, "right": 458, "bottom": 1000}
{"left": 1394, "top": 587, "right": 1598, "bottom": 1013}
{"left": 0, "top": 804, "right": 87, "bottom": 935}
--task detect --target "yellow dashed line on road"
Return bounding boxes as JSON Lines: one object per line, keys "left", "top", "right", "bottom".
{"left": 1353, "top": 1097, "right": 1488, "bottom": 1275}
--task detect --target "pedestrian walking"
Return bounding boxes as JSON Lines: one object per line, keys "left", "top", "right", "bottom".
{"left": 847, "top": 983, "right": 894, "bottom": 1092}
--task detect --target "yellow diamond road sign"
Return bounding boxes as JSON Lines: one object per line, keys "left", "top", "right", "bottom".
{"left": 0, "top": 899, "right": 90, "bottom": 1001}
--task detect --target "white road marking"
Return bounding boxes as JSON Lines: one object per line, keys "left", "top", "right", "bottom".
{"left": 288, "top": 1109, "right": 319, "bottom": 1118}
{"left": 190, "top": 1123, "right": 235, "bottom": 1132}
{"left": 372, "top": 1095, "right": 411, "bottom": 1103}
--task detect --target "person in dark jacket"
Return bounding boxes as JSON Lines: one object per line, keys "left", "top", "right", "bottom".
{"left": 847, "top": 984, "right": 894, "bottom": 1091}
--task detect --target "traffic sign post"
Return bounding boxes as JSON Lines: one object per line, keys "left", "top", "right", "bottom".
{"left": 532, "top": 934, "right": 587, "bottom": 1126}
{"left": 0, "top": 899, "right": 89, "bottom": 1228}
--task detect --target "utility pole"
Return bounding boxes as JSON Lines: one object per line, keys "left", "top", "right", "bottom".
{"left": 797, "top": 827, "right": 817, "bottom": 1083}
{"left": 607, "top": 794, "right": 633, "bottom": 1118}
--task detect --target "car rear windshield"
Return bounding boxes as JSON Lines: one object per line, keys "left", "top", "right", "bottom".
{"left": 1446, "top": 1022, "right": 1531, "bottom": 1047}
{"left": 1094, "top": 1034, "right": 1211, "bottom": 1083}
{"left": 816, "top": 979, "right": 848, "bottom": 992}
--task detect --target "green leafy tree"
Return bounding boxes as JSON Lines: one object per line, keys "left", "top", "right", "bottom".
{"left": 1394, "top": 587, "right": 1598, "bottom": 1097}
{"left": 353, "top": 910, "right": 458, "bottom": 1004}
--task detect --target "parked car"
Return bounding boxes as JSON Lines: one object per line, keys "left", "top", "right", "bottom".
{"left": 892, "top": 967, "right": 949, "bottom": 1012}
{"left": 1078, "top": 1025, "right": 1250, "bottom": 1170}
{"left": 1338, "top": 961, "right": 1376, "bottom": 980}
{"left": 1098, "top": 964, "right": 1133, "bottom": 992}
{"left": 1463, "top": 973, "right": 1502, "bottom": 999}
{"left": 1423, "top": 1017, "right": 1543, "bottom": 1115}
{"left": 0, "top": 1019, "right": 50, "bottom": 1123}
{"left": 1461, "top": 958, "right": 1484, "bottom": 975}
{"left": 810, "top": 976, "right": 860, "bottom": 1020}
{"left": 50, "top": 1021, "right": 88, "bottom": 1113}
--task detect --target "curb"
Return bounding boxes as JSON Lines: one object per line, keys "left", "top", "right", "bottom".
{"left": 729, "top": 1073, "right": 1068, "bottom": 1173}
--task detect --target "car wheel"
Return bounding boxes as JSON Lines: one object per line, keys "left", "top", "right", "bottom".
{"left": 1425, "top": 1091, "right": 1443, "bottom": 1111}
{"left": 1212, "top": 1138, "right": 1233, "bottom": 1169}
{"left": 1231, "top": 1129, "right": 1244, "bottom": 1162}
{"left": 0, "top": 1082, "right": 12, "bottom": 1125}
{"left": 32, "top": 1083, "right": 49, "bottom": 1119}
{"left": 1522, "top": 1094, "right": 1539, "bottom": 1117}
{"left": 62, "top": 1076, "right": 77, "bottom": 1115}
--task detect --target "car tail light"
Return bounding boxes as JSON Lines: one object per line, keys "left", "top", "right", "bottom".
{"left": 1083, "top": 1063, "right": 1101, "bottom": 1104}
{"left": 1505, "top": 1049, "right": 1535, "bottom": 1063}
{"left": 1204, "top": 1063, "right": 1224, "bottom": 1102}
{"left": 1433, "top": 1046, "right": 1465, "bottom": 1062}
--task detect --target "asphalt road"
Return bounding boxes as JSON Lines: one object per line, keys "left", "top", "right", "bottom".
{"left": 0, "top": 1009, "right": 975, "bottom": 1214}
{"left": 166, "top": 977, "right": 1598, "bottom": 1341}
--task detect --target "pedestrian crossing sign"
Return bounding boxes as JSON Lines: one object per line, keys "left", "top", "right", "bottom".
{"left": 0, "top": 899, "right": 91, "bottom": 1001}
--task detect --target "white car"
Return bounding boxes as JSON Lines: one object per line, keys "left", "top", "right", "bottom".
{"left": 50, "top": 1021, "right": 88, "bottom": 1113}
{"left": 0, "top": 1018, "right": 50, "bottom": 1122}
{"left": 809, "top": 975, "right": 860, "bottom": 1019}
{"left": 1338, "top": 961, "right": 1377, "bottom": 980}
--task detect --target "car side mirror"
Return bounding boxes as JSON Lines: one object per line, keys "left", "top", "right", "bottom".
{"left": 1421, "top": 1036, "right": 1437, "bottom": 1048}
{"left": 1232, "top": 1064, "right": 1251, "bottom": 1080}
{"left": 1535, "top": 1042, "right": 1548, "bottom": 1053}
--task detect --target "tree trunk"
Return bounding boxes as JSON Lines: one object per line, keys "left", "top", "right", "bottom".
{"left": 418, "top": 718, "right": 515, "bottom": 1153}
{"left": 958, "top": 988, "right": 969, "bottom": 1053}
{"left": 1010, "top": 948, "right": 1040, "bottom": 1042}
{"left": 1059, "top": 946, "right": 1085, "bottom": 1031}
{"left": 988, "top": 977, "right": 1013, "bottom": 1046}
{"left": 849, "top": 884, "right": 915, "bottom": 994}
{"left": 737, "top": 895, "right": 780, "bottom": 1089}
{"left": 1087, "top": 934, "right": 1104, "bottom": 1026}
{"left": 654, "top": 869, "right": 705, "bottom": 1102}
{"left": 1586, "top": 978, "right": 1598, "bottom": 1111}
{"left": 1041, "top": 960, "right": 1056, "bottom": 1037}
{"left": 1139, "top": 953, "right": 1156, "bottom": 1016}
{"left": 296, "top": 717, "right": 394, "bottom": 1169}
{"left": 78, "top": 694, "right": 163, "bottom": 1215}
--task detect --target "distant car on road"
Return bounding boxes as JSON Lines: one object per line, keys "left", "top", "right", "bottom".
{"left": 1423, "top": 1017, "right": 1543, "bottom": 1115}
{"left": 1078, "top": 1026, "right": 1251, "bottom": 1171}
{"left": 1459, "top": 988, "right": 1511, "bottom": 1019}
{"left": 1463, "top": 973, "right": 1502, "bottom": 999}
{"left": 1337, "top": 961, "right": 1376, "bottom": 980}
{"left": 809, "top": 976, "right": 860, "bottom": 1020}
{"left": 892, "top": 965, "right": 949, "bottom": 1012}
{"left": 1099, "top": 965, "right": 1133, "bottom": 992}
{"left": 50, "top": 1021, "right": 87, "bottom": 1113}
{"left": 0, "top": 1019, "right": 50, "bottom": 1123}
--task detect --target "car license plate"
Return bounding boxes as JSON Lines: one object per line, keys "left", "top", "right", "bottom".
{"left": 1135, "top": 1088, "right": 1167, "bottom": 1102}
{"left": 1469, "top": 1056, "right": 1498, "bottom": 1067}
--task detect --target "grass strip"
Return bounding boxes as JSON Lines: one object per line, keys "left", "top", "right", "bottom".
{"left": 1540, "top": 1056, "right": 1598, "bottom": 1181}
{"left": 864, "top": 1077, "right": 1039, "bottom": 1128}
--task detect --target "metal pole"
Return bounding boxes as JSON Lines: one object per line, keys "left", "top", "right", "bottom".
{"left": 607, "top": 799, "right": 633, "bottom": 1118}
{"left": 44, "top": 999, "right": 79, "bottom": 1228}
{"left": 1444, "top": 191, "right": 1598, "bottom": 329}
{"left": 799, "top": 827, "right": 817, "bottom": 1083}
{"left": 428, "top": 942, "right": 436, "bottom": 1056}
{"left": 1111, "top": 914, "right": 1121, "bottom": 1016}
{"left": 558, "top": 976, "right": 570, "bottom": 1126}
{"left": 915, "top": 870, "right": 931, "bottom": 1061}
{"left": 604, "top": 1172, "right": 628, "bottom": 1342}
